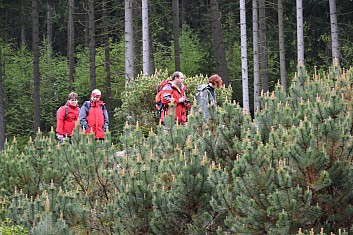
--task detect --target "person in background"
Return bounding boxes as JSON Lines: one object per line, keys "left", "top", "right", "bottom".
{"left": 79, "top": 89, "right": 109, "bottom": 140}
{"left": 196, "top": 74, "right": 223, "bottom": 121}
{"left": 160, "top": 71, "right": 191, "bottom": 125}
{"left": 56, "top": 92, "right": 80, "bottom": 144}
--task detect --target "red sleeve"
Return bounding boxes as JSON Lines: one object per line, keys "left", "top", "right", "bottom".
{"left": 161, "top": 87, "right": 173, "bottom": 105}
{"left": 55, "top": 106, "right": 66, "bottom": 134}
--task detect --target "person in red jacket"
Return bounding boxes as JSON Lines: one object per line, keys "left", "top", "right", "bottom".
{"left": 56, "top": 92, "right": 80, "bottom": 143}
{"left": 160, "top": 71, "right": 191, "bottom": 125}
{"left": 79, "top": 89, "right": 109, "bottom": 140}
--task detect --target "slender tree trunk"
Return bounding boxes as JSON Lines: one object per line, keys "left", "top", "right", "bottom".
{"left": 240, "top": 0, "right": 249, "bottom": 114}
{"left": 210, "top": 0, "right": 229, "bottom": 86}
{"left": 32, "top": 0, "right": 41, "bottom": 133}
{"left": 0, "top": 47, "right": 5, "bottom": 150}
{"left": 46, "top": 3, "right": 52, "bottom": 49}
{"left": 253, "top": 0, "right": 260, "bottom": 115}
{"left": 278, "top": 0, "right": 286, "bottom": 91}
{"left": 125, "top": 0, "right": 134, "bottom": 83}
{"left": 329, "top": 0, "right": 339, "bottom": 65}
{"left": 297, "top": 0, "right": 304, "bottom": 65}
{"left": 133, "top": 1, "right": 141, "bottom": 76}
{"left": 142, "top": 0, "right": 150, "bottom": 75}
{"left": 68, "top": 0, "right": 75, "bottom": 88}
{"left": 88, "top": 0, "right": 96, "bottom": 90}
{"left": 21, "top": 1, "right": 26, "bottom": 45}
{"left": 172, "top": 0, "right": 180, "bottom": 71}
{"left": 259, "top": 0, "right": 269, "bottom": 92}
{"left": 103, "top": 0, "right": 112, "bottom": 113}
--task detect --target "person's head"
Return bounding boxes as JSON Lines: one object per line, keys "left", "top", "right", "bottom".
{"left": 209, "top": 74, "right": 222, "bottom": 89}
{"left": 171, "top": 71, "right": 184, "bottom": 87}
{"left": 68, "top": 92, "right": 78, "bottom": 106}
{"left": 91, "top": 89, "right": 101, "bottom": 102}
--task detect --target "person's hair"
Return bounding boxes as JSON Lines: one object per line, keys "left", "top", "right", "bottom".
{"left": 209, "top": 74, "right": 222, "bottom": 88}
{"left": 68, "top": 92, "right": 78, "bottom": 100}
{"left": 171, "top": 71, "right": 183, "bottom": 80}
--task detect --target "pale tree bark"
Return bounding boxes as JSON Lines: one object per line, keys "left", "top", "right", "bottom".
{"left": 21, "top": 1, "right": 26, "bottom": 45}
{"left": 240, "top": 0, "right": 250, "bottom": 114}
{"left": 46, "top": 3, "right": 52, "bottom": 49}
{"left": 329, "top": 0, "right": 339, "bottom": 65}
{"left": 103, "top": 0, "right": 112, "bottom": 113}
{"left": 253, "top": 0, "right": 260, "bottom": 115}
{"left": 0, "top": 47, "right": 5, "bottom": 150}
{"left": 142, "top": 0, "right": 150, "bottom": 75}
{"left": 259, "top": 0, "right": 269, "bottom": 92}
{"left": 278, "top": 0, "right": 286, "bottom": 91}
{"left": 68, "top": 0, "right": 75, "bottom": 88}
{"left": 297, "top": 0, "right": 304, "bottom": 65}
{"left": 210, "top": 0, "right": 229, "bottom": 86}
{"left": 88, "top": 0, "right": 96, "bottom": 90}
{"left": 172, "top": 0, "right": 180, "bottom": 71}
{"left": 133, "top": 1, "right": 141, "bottom": 76}
{"left": 125, "top": 0, "right": 134, "bottom": 83}
{"left": 32, "top": 0, "right": 41, "bottom": 133}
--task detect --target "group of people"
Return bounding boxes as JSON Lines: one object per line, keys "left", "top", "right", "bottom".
{"left": 55, "top": 72, "right": 222, "bottom": 143}
{"left": 159, "top": 71, "right": 223, "bottom": 125}
{"left": 56, "top": 89, "right": 109, "bottom": 143}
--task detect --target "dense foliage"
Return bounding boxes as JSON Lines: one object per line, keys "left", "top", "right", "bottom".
{"left": 0, "top": 67, "right": 353, "bottom": 234}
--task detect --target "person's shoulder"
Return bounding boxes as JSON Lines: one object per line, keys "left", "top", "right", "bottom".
{"left": 197, "top": 84, "right": 208, "bottom": 91}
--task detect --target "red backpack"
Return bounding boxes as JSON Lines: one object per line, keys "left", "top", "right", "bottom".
{"left": 155, "top": 80, "right": 171, "bottom": 115}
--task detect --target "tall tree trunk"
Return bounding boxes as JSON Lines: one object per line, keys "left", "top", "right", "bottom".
{"left": 142, "top": 0, "right": 150, "bottom": 75}
{"left": 125, "top": 0, "right": 134, "bottom": 83}
{"left": 172, "top": 0, "right": 180, "bottom": 71}
{"left": 240, "top": 0, "right": 249, "bottom": 114}
{"left": 253, "top": 0, "right": 260, "bottom": 115}
{"left": 133, "top": 1, "right": 141, "bottom": 76}
{"left": 68, "top": 0, "right": 75, "bottom": 88}
{"left": 259, "top": 0, "right": 269, "bottom": 92}
{"left": 32, "top": 0, "right": 41, "bottom": 133}
{"left": 296, "top": 0, "right": 304, "bottom": 65}
{"left": 103, "top": 0, "right": 112, "bottom": 113}
{"left": 21, "top": 1, "right": 26, "bottom": 45}
{"left": 329, "top": 0, "right": 339, "bottom": 65}
{"left": 88, "top": 0, "right": 96, "bottom": 90}
{"left": 46, "top": 3, "right": 52, "bottom": 49}
{"left": 210, "top": 0, "right": 229, "bottom": 86}
{"left": 278, "top": 0, "right": 286, "bottom": 91}
{"left": 0, "top": 47, "right": 5, "bottom": 150}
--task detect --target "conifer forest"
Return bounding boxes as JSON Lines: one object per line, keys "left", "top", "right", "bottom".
{"left": 1, "top": 0, "right": 353, "bottom": 234}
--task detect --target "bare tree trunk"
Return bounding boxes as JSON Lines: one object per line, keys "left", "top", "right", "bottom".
{"left": 46, "top": 3, "right": 52, "bottom": 49}
{"left": 172, "top": 0, "right": 180, "bottom": 71}
{"left": 103, "top": 0, "right": 112, "bottom": 113}
{"left": 133, "top": 1, "right": 141, "bottom": 76}
{"left": 21, "top": 1, "right": 26, "bottom": 45}
{"left": 329, "top": 0, "right": 339, "bottom": 65}
{"left": 210, "top": 0, "right": 229, "bottom": 86}
{"left": 68, "top": 0, "right": 75, "bottom": 88}
{"left": 125, "top": 0, "right": 134, "bottom": 83}
{"left": 297, "top": 0, "right": 304, "bottom": 65}
{"left": 88, "top": 0, "right": 96, "bottom": 90}
{"left": 240, "top": 0, "right": 249, "bottom": 114}
{"left": 32, "top": 0, "right": 41, "bottom": 133}
{"left": 253, "top": 0, "right": 260, "bottom": 115}
{"left": 142, "top": 0, "right": 150, "bottom": 75}
{"left": 259, "top": 0, "right": 269, "bottom": 92}
{"left": 0, "top": 47, "right": 5, "bottom": 150}
{"left": 278, "top": 0, "right": 286, "bottom": 91}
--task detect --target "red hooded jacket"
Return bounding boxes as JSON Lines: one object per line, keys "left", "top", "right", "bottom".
{"left": 79, "top": 101, "right": 109, "bottom": 139}
{"left": 56, "top": 103, "right": 79, "bottom": 136}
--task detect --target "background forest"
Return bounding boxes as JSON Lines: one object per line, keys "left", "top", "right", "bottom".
{"left": 1, "top": 0, "right": 353, "bottom": 234}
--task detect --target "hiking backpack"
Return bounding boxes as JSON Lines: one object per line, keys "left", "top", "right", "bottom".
{"left": 154, "top": 80, "right": 171, "bottom": 116}
{"left": 195, "top": 84, "right": 208, "bottom": 106}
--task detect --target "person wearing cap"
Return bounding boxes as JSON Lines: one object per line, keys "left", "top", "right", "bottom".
{"left": 56, "top": 92, "right": 80, "bottom": 143}
{"left": 196, "top": 74, "right": 223, "bottom": 121}
{"left": 79, "top": 89, "right": 109, "bottom": 139}
{"left": 160, "top": 71, "right": 191, "bottom": 125}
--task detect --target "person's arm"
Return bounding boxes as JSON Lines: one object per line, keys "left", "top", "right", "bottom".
{"left": 79, "top": 102, "right": 90, "bottom": 130}
{"left": 56, "top": 106, "right": 66, "bottom": 136}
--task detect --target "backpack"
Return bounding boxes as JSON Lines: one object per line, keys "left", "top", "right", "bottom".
{"left": 57, "top": 105, "right": 69, "bottom": 119}
{"left": 154, "top": 80, "right": 171, "bottom": 115}
{"left": 195, "top": 84, "right": 208, "bottom": 106}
